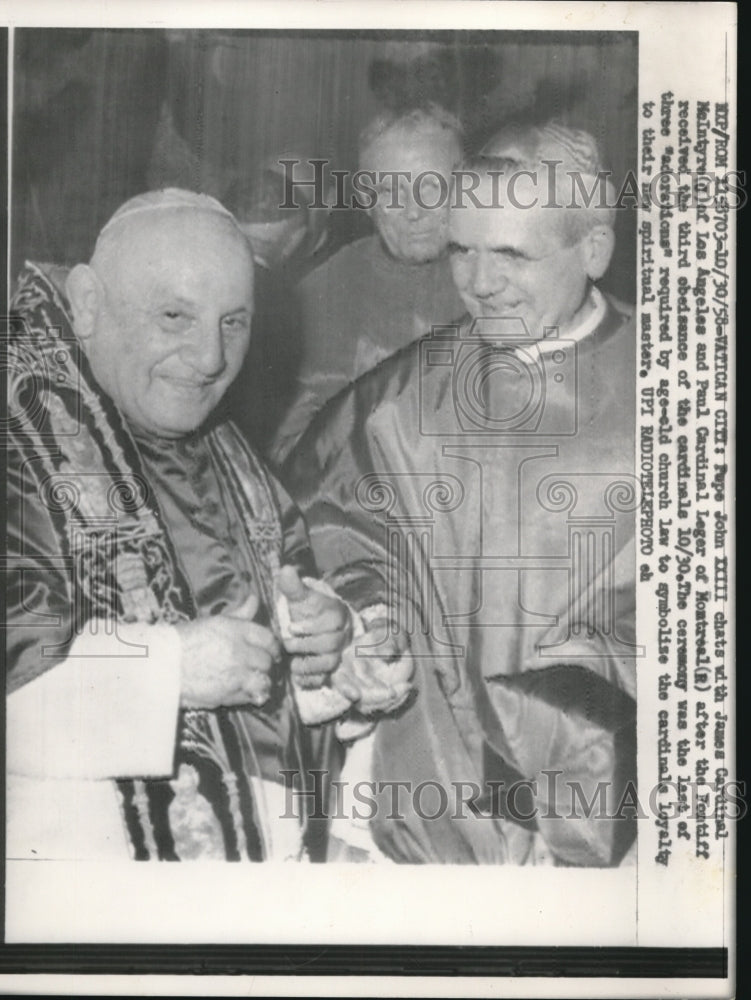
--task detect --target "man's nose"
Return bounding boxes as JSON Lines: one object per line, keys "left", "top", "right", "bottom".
{"left": 471, "top": 255, "right": 503, "bottom": 299}
{"left": 181, "top": 323, "right": 226, "bottom": 377}
{"left": 404, "top": 190, "right": 425, "bottom": 222}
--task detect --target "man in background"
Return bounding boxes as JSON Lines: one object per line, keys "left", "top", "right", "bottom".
{"left": 271, "top": 104, "right": 466, "bottom": 463}
{"left": 224, "top": 156, "right": 337, "bottom": 455}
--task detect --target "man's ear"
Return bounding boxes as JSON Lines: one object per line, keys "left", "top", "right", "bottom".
{"left": 65, "top": 264, "right": 102, "bottom": 341}
{"left": 581, "top": 224, "right": 615, "bottom": 281}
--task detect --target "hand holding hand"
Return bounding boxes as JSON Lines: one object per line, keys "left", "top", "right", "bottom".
{"left": 276, "top": 565, "right": 353, "bottom": 688}
{"left": 331, "top": 615, "right": 413, "bottom": 717}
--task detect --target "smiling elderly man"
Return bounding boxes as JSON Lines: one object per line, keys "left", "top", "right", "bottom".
{"left": 283, "top": 124, "right": 638, "bottom": 866}
{"left": 270, "top": 104, "right": 466, "bottom": 463}
{"left": 7, "top": 189, "right": 411, "bottom": 862}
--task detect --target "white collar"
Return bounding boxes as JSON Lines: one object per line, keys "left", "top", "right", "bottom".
{"left": 535, "top": 286, "right": 607, "bottom": 354}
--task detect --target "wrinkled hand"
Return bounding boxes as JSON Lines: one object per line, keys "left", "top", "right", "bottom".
{"left": 331, "top": 616, "right": 413, "bottom": 716}
{"left": 276, "top": 565, "right": 353, "bottom": 688}
{"left": 176, "top": 593, "right": 280, "bottom": 709}
{"left": 355, "top": 616, "right": 408, "bottom": 663}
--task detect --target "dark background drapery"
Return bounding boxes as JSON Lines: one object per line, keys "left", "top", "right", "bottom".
{"left": 12, "top": 28, "right": 637, "bottom": 296}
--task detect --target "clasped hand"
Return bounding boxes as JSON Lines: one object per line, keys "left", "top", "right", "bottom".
{"left": 176, "top": 566, "right": 352, "bottom": 710}
{"left": 276, "top": 565, "right": 353, "bottom": 688}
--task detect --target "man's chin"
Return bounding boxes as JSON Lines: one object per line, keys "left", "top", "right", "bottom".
{"left": 467, "top": 303, "right": 525, "bottom": 320}
{"left": 141, "top": 421, "right": 202, "bottom": 440}
{"left": 400, "top": 244, "right": 443, "bottom": 264}
{"left": 136, "top": 403, "right": 214, "bottom": 439}
{"left": 380, "top": 231, "right": 444, "bottom": 264}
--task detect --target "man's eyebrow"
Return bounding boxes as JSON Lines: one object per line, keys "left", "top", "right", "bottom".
{"left": 150, "top": 294, "right": 197, "bottom": 310}
{"left": 489, "top": 244, "right": 530, "bottom": 258}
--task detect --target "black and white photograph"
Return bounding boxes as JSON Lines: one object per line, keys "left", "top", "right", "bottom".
{"left": 1, "top": 2, "right": 736, "bottom": 997}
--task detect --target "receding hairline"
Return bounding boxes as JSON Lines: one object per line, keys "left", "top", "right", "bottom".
{"left": 449, "top": 160, "right": 617, "bottom": 240}
{"left": 359, "top": 107, "right": 464, "bottom": 162}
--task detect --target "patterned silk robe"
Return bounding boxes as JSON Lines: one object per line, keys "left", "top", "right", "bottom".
{"left": 7, "top": 262, "right": 327, "bottom": 861}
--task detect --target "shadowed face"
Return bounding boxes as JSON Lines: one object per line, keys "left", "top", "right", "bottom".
{"left": 84, "top": 211, "right": 254, "bottom": 438}
{"left": 239, "top": 217, "right": 307, "bottom": 270}
{"left": 365, "top": 125, "right": 461, "bottom": 264}
{"left": 448, "top": 177, "right": 612, "bottom": 336}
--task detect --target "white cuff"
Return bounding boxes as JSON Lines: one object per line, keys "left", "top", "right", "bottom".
{"left": 7, "top": 621, "right": 182, "bottom": 780}
{"left": 328, "top": 732, "right": 393, "bottom": 863}
{"left": 358, "top": 603, "right": 391, "bottom": 628}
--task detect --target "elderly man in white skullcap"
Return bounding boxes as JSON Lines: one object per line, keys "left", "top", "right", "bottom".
{"left": 283, "top": 123, "right": 637, "bottom": 867}
{"left": 7, "top": 189, "right": 413, "bottom": 862}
